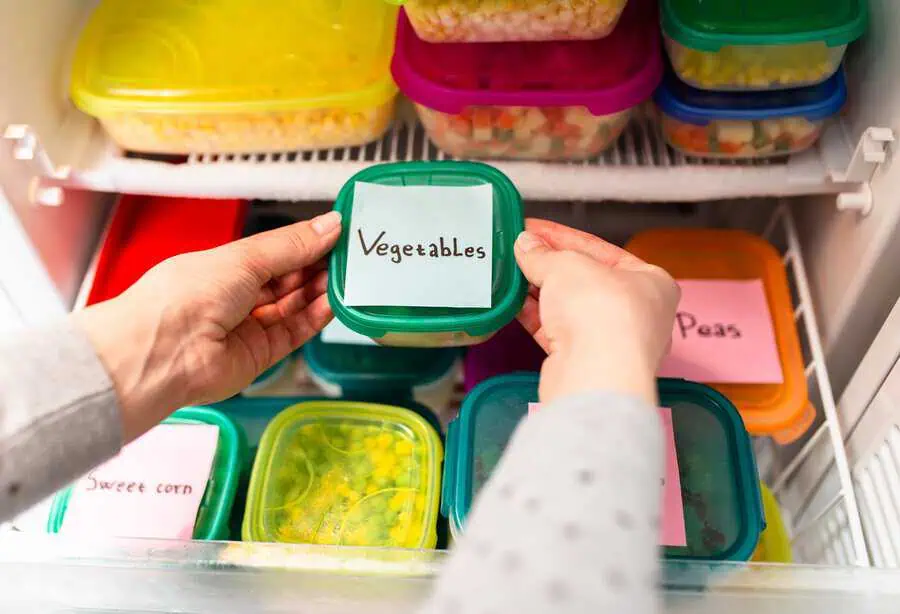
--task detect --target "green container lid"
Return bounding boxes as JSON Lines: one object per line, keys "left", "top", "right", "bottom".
{"left": 47, "top": 407, "right": 246, "bottom": 541}
{"left": 304, "top": 335, "right": 459, "bottom": 395}
{"left": 662, "top": 0, "right": 867, "bottom": 51}
{"left": 242, "top": 400, "right": 444, "bottom": 548}
{"left": 444, "top": 373, "right": 764, "bottom": 561}
{"left": 328, "top": 161, "right": 527, "bottom": 345}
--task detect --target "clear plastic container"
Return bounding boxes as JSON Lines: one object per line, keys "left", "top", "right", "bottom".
{"left": 626, "top": 229, "right": 810, "bottom": 441}
{"left": 304, "top": 336, "right": 459, "bottom": 416}
{"left": 391, "top": 2, "right": 661, "bottom": 161}
{"left": 70, "top": 0, "right": 399, "bottom": 154}
{"left": 444, "top": 374, "right": 764, "bottom": 560}
{"left": 661, "top": 0, "right": 866, "bottom": 91}
{"left": 392, "top": 0, "right": 629, "bottom": 43}
{"left": 242, "top": 401, "right": 443, "bottom": 548}
{"left": 47, "top": 408, "right": 246, "bottom": 541}
{"left": 655, "top": 68, "right": 846, "bottom": 159}
{"left": 328, "top": 161, "right": 527, "bottom": 348}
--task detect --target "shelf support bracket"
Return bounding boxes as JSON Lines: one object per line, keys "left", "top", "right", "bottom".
{"left": 829, "top": 127, "right": 894, "bottom": 215}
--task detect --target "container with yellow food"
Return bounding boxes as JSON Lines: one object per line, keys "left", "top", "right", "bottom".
{"left": 70, "top": 0, "right": 399, "bottom": 154}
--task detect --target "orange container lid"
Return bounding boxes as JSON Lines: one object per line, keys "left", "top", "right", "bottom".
{"left": 626, "top": 229, "right": 809, "bottom": 439}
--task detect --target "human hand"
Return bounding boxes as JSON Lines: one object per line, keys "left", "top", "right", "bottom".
{"left": 75, "top": 211, "right": 342, "bottom": 441}
{"left": 514, "top": 219, "right": 679, "bottom": 406}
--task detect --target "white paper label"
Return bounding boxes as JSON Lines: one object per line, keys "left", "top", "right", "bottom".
{"left": 343, "top": 182, "right": 494, "bottom": 309}
{"left": 321, "top": 319, "right": 378, "bottom": 346}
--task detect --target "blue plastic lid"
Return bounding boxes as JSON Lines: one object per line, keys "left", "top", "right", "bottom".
{"left": 444, "top": 373, "right": 764, "bottom": 561}
{"left": 655, "top": 66, "right": 846, "bottom": 124}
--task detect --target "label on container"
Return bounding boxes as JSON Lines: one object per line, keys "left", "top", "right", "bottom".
{"left": 60, "top": 424, "right": 219, "bottom": 539}
{"left": 659, "top": 279, "right": 784, "bottom": 384}
{"left": 528, "top": 404, "right": 686, "bottom": 546}
{"left": 343, "top": 182, "right": 494, "bottom": 309}
{"left": 321, "top": 319, "right": 378, "bottom": 346}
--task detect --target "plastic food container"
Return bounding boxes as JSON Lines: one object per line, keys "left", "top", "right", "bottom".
{"left": 47, "top": 407, "right": 246, "bottom": 541}
{"left": 626, "top": 229, "right": 810, "bottom": 442}
{"left": 463, "top": 322, "right": 546, "bottom": 392}
{"left": 328, "top": 161, "right": 527, "bottom": 347}
{"left": 753, "top": 482, "right": 792, "bottom": 563}
{"left": 70, "top": 0, "right": 399, "bottom": 154}
{"left": 444, "top": 374, "right": 764, "bottom": 560}
{"left": 655, "top": 68, "right": 846, "bottom": 159}
{"left": 304, "top": 336, "right": 459, "bottom": 415}
{"left": 392, "top": 3, "right": 662, "bottom": 161}
{"left": 242, "top": 358, "right": 293, "bottom": 396}
{"left": 393, "top": 0, "right": 629, "bottom": 43}
{"left": 242, "top": 401, "right": 443, "bottom": 547}
{"left": 661, "top": 0, "right": 867, "bottom": 91}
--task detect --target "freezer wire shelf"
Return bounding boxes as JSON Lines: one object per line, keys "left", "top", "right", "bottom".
{"left": 17, "top": 107, "right": 867, "bottom": 205}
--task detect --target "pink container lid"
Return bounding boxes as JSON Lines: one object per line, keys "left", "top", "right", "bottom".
{"left": 391, "top": 0, "right": 662, "bottom": 116}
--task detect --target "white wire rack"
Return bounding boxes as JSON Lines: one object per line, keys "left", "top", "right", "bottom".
{"left": 32, "top": 106, "right": 859, "bottom": 204}
{"left": 758, "top": 203, "right": 869, "bottom": 567}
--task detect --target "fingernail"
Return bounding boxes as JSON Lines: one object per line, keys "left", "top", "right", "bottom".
{"left": 515, "top": 231, "right": 544, "bottom": 253}
{"left": 311, "top": 211, "right": 342, "bottom": 236}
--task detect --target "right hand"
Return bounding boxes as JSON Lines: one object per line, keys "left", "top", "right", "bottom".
{"left": 514, "top": 219, "right": 680, "bottom": 406}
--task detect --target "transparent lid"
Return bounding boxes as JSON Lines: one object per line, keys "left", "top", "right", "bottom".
{"left": 71, "top": 0, "right": 399, "bottom": 115}
{"left": 445, "top": 374, "right": 763, "bottom": 560}
{"left": 243, "top": 401, "right": 443, "bottom": 548}
{"left": 328, "top": 162, "right": 527, "bottom": 339}
{"left": 662, "top": 0, "right": 867, "bottom": 51}
{"left": 391, "top": 1, "right": 662, "bottom": 115}
{"left": 304, "top": 336, "right": 458, "bottom": 391}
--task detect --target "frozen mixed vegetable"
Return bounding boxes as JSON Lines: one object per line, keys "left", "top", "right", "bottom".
{"left": 666, "top": 40, "right": 843, "bottom": 91}
{"left": 662, "top": 116, "right": 823, "bottom": 158}
{"left": 265, "top": 421, "right": 431, "bottom": 547}
{"left": 417, "top": 105, "right": 630, "bottom": 160}
{"left": 403, "top": 0, "right": 629, "bottom": 42}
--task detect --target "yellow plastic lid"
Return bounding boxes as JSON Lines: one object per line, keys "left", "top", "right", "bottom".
{"left": 70, "top": 0, "right": 399, "bottom": 116}
{"left": 243, "top": 401, "right": 443, "bottom": 548}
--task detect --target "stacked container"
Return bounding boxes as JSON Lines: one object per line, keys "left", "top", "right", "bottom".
{"left": 70, "top": 0, "right": 400, "bottom": 154}
{"left": 391, "top": 0, "right": 660, "bottom": 161}
{"left": 443, "top": 374, "right": 764, "bottom": 561}
{"left": 656, "top": 0, "right": 866, "bottom": 160}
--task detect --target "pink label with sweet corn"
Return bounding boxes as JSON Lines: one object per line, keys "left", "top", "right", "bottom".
{"left": 528, "top": 404, "right": 686, "bottom": 546}
{"left": 659, "top": 279, "right": 784, "bottom": 384}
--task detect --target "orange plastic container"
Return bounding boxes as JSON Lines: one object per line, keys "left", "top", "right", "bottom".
{"left": 626, "top": 229, "right": 811, "bottom": 442}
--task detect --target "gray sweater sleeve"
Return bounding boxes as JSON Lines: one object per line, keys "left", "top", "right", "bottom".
{"left": 423, "top": 392, "right": 662, "bottom": 614}
{"left": 0, "top": 319, "right": 122, "bottom": 522}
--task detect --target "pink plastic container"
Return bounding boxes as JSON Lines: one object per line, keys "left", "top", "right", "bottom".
{"left": 392, "top": 1, "right": 662, "bottom": 161}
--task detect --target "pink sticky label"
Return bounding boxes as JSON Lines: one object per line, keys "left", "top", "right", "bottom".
{"left": 658, "top": 279, "right": 784, "bottom": 384}
{"left": 61, "top": 424, "right": 219, "bottom": 540}
{"left": 528, "top": 404, "right": 686, "bottom": 546}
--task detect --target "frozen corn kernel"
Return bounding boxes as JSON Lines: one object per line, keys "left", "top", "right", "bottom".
{"left": 100, "top": 100, "right": 396, "bottom": 154}
{"left": 417, "top": 104, "right": 631, "bottom": 161}
{"left": 661, "top": 115, "right": 824, "bottom": 159}
{"left": 665, "top": 38, "right": 845, "bottom": 91}
{"left": 405, "top": 0, "right": 628, "bottom": 42}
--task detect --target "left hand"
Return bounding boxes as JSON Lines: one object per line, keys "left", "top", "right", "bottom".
{"left": 75, "top": 211, "right": 342, "bottom": 441}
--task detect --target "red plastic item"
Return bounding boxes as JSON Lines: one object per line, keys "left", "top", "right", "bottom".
{"left": 87, "top": 195, "right": 247, "bottom": 305}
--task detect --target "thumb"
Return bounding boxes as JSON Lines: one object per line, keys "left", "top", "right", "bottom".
{"left": 234, "top": 211, "right": 343, "bottom": 280}
{"left": 514, "top": 231, "right": 559, "bottom": 288}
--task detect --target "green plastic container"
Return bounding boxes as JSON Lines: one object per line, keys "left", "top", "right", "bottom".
{"left": 47, "top": 407, "right": 246, "bottom": 541}
{"left": 304, "top": 335, "right": 459, "bottom": 412}
{"left": 328, "top": 161, "right": 527, "bottom": 347}
{"left": 661, "top": 0, "right": 867, "bottom": 91}
{"left": 443, "top": 373, "right": 765, "bottom": 561}
{"left": 242, "top": 400, "right": 444, "bottom": 548}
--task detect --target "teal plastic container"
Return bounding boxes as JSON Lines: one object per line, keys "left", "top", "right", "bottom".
{"left": 443, "top": 373, "right": 764, "bottom": 561}
{"left": 328, "top": 161, "right": 527, "bottom": 347}
{"left": 304, "top": 335, "right": 459, "bottom": 411}
{"left": 47, "top": 407, "right": 246, "bottom": 541}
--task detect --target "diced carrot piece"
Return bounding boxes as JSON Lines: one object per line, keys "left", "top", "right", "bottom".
{"left": 471, "top": 108, "right": 493, "bottom": 129}
{"left": 495, "top": 111, "right": 516, "bottom": 130}
{"left": 720, "top": 141, "right": 743, "bottom": 154}
{"left": 448, "top": 116, "right": 472, "bottom": 137}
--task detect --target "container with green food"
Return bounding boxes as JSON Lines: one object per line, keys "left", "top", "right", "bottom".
{"left": 443, "top": 373, "right": 764, "bottom": 560}
{"left": 328, "top": 161, "right": 527, "bottom": 348}
{"left": 242, "top": 400, "right": 444, "bottom": 547}
{"left": 47, "top": 407, "right": 246, "bottom": 541}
